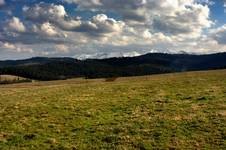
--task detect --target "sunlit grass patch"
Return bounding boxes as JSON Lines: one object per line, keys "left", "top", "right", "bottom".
{"left": 0, "top": 70, "right": 226, "bottom": 149}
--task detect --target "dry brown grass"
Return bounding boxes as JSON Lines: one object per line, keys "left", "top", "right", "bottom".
{"left": 0, "top": 75, "right": 25, "bottom": 81}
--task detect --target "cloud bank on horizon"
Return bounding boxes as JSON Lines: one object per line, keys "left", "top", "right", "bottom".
{"left": 0, "top": 0, "right": 226, "bottom": 59}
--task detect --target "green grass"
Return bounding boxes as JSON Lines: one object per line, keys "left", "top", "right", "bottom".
{"left": 0, "top": 70, "right": 226, "bottom": 149}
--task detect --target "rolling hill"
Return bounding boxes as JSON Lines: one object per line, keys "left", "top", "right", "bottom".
{"left": 0, "top": 70, "right": 225, "bottom": 149}
{"left": 0, "top": 52, "right": 226, "bottom": 80}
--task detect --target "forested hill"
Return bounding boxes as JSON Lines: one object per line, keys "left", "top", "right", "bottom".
{"left": 0, "top": 52, "right": 226, "bottom": 80}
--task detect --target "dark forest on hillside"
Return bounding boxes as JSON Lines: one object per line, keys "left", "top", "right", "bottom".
{"left": 0, "top": 53, "right": 226, "bottom": 80}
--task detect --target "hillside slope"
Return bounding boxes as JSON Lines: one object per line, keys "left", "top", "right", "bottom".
{"left": 0, "top": 75, "right": 32, "bottom": 84}
{"left": 0, "top": 70, "right": 225, "bottom": 149}
{"left": 0, "top": 52, "right": 226, "bottom": 80}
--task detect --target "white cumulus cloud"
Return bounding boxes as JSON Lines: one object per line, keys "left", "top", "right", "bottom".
{"left": 8, "top": 17, "right": 26, "bottom": 33}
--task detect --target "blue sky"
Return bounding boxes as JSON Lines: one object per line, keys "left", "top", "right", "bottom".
{"left": 0, "top": 0, "right": 226, "bottom": 60}
{"left": 209, "top": 0, "right": 226, "bottom": 26}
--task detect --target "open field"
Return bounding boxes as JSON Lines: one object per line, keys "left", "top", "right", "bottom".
{"left": 0, "top": 75, "right": 31, "bottom": 84}
{"left": 0, "top": 75, "right": 25, "bottom": 80}
{"left": 0, "top": 70, "right": 226, "bottom": 149}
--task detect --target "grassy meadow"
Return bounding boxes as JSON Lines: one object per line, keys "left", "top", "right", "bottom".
{"left": 0, "top": 75, "right": 32, "bottom": 84}
{"left": 0, "top": 70, "right": 226, "bottom": 149}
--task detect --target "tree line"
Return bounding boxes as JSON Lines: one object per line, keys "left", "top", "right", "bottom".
{"left": 1, "top": 52, "right": 226, "bottom": 81}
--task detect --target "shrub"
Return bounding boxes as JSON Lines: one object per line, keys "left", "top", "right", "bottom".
{"left": 105, "top": 77, "right": 118, "bottom": 82}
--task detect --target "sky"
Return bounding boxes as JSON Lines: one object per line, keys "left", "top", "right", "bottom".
{"left": 0, "top": 0, "right": 226, "bottom": 60}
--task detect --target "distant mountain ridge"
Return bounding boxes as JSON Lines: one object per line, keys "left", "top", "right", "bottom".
{"left": 0, "top": 57, "right": 76, "bottom": 68}
{"left": 74, "top": 51, "right": 143, "bottom": 60}
{"left": 0, "top": 52, "right": 226, "bottom": 80}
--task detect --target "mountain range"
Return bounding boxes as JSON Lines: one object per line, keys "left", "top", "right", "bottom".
{"left": 0, "top": 52, "right": 226, "bottom": 80}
